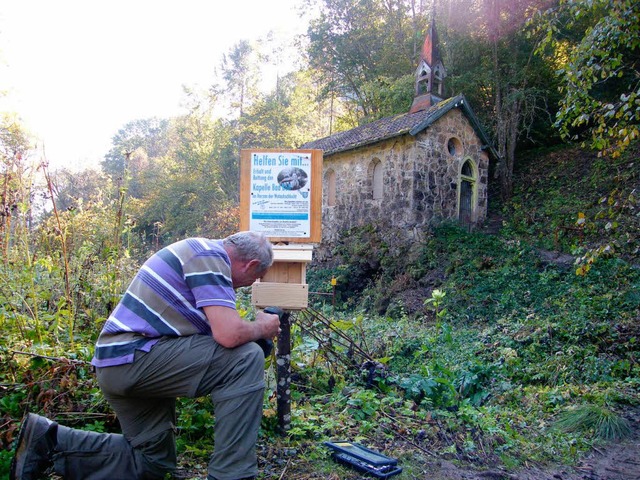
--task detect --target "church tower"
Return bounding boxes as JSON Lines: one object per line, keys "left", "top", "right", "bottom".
{"left": 409, "top": 19, "right": 447, "bottom": 113}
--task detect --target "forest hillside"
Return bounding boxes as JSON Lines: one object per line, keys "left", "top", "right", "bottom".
{"left": 1, "top": 142, "right": 638, "bottom": 479}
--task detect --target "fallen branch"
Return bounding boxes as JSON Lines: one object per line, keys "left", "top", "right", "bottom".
{"left": 278, "top": 458, "right": 291, "bottom": 480}
{"left": 11, "top": 350, "right": 89, "bottom": 364}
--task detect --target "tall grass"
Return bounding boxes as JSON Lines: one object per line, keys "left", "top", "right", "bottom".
{"left": 554, "top": 404, "right": 632, "bottom": 440}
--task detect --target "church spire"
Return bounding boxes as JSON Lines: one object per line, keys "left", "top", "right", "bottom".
{"left": 409, "top": 18, "right": 447, "bottom": 113}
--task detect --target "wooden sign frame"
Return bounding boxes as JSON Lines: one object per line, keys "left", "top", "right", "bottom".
{"left": 240, "top": 149, "right": 323, "bottom": 243}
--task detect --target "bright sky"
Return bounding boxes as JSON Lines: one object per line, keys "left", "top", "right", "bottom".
{"left": 0, "top": 0, "right": 308, "bottom": 171}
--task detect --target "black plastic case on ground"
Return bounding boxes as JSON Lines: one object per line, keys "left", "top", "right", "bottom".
{"left": 324, "top": 441, "right": 403, "bottom": 478}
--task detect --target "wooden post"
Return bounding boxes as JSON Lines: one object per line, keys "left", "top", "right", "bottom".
{"left": 276, "top": 311, "right": 291, "bottom": 434}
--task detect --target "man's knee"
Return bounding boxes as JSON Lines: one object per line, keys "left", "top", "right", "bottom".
{"left": 238, "top": 341, "right": 266, "bottom": 379}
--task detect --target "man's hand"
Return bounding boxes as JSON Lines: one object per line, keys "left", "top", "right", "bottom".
{"left": 255, "top": 310, "right": 280, "bottom": 339}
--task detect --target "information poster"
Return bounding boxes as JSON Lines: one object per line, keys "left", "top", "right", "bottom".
{"left": 249, "top": 151, "right": 313, "bottom": 238}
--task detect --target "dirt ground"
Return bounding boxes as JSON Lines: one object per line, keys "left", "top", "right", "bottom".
{"left": 395, "top": 407, "right": 640, "bottom": 480}
{"left": 424, "top": 435, "right": 640, "bottom": 480}
{"left": 245, "top": 407, "right": 640, "bottom": 480}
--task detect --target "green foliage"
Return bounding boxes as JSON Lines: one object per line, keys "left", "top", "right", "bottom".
{"left": 241, "top": 70, "right": 328, "bottom": 149}
{"left": 2, "top": 6, "right": 640, "bottom": 471}
{"left": 396, "top": 372, "right": 456, "bottom": 409}
{"left": 0, "top": 388, "right": 28, "bottom": 419}
{"left": 533, "top": 0, "right": 640, "bottom": 158}
{"left": 126, "top": 112, "right": 241, "bottom": 244}
{"left": 220, "top": 40, "right": 262, "bottom": 118}
{"left": 346, "top": 388, "right": 381, "bottom": 420}
{"left": 101, "top": 117, "right": 172, "bottom": 186}
{"left": 295, "top": 150, "right": 638, "bottom": 470}
{"left": 442, "top": 0, "right": 562, "bottom": 198}
{"left": 175, "top": 397, "right": 216, "bottom": 456}
{"left": 329, "top": 224, "right": 389, "bottom": 302}
{"left": 0, "top": 450, "right": 12, "bottom": 477}
{"left": 1, "top": 152, "right": 639, "bottom": 479}
{"left": 0, "top": 113, "right": 33, "bottom": 162}
{"left": 454, "top": 362, "right": 497, "bottom": 407}
{"left": 359, "top": 74, "right": 415, "bottom": 123}
{"left": 504, "top": 144, "right": 640, "bottom": 266}
{"left": 324, "top": 223, "right": 426, "bottom": 314}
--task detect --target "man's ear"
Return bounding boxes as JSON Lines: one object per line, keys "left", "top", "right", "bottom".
{"left": 245, "top": 258, "right": 262, "bottom": 273}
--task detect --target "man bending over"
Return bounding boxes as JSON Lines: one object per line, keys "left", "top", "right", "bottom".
{"left": 11, "top": 231, "right": 280, "bottom": 480}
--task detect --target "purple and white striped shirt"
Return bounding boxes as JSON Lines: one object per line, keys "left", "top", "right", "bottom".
{"left": 91, "top": 238, "right": 235, "bottom": 367}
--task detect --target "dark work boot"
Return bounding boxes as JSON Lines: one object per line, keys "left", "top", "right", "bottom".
{"left": 9, "top": 413, "right": 58, "bottom": 480}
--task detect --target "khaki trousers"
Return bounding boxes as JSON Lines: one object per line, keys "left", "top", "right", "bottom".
{"left": 53, "top": 335, "right": 265, "bottom": 480}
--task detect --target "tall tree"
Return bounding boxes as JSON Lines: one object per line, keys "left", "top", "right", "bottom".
{"left": 220, "top": 40, "right": 263, "bottom": 120}
{"left": 0, "top": 114, "right": 37, "bottom": 252}
{"left": 51, "top": 168, "right": 107, "bottom": 212}
{"left": 305, "top": 0, "right": 429, "bottom": 126}
{"left": 129, "top": 108, "right": 240, "bottom": 243}
{"left": 240, "top": 70, "right": 329, "bottom": 148}
{"left": 101, "top": 117, "right": 172, "bottom": 198}
{"left": 441, "top": 0, "right": 558, "bottom": 199}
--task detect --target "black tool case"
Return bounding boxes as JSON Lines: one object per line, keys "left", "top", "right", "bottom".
{"left": 324, "top": 441, "right": 403, "bottom": 478}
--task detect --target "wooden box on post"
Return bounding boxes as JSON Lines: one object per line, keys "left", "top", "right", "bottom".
{"left": 251, "top": 244, "right": 313, "bottom": 310}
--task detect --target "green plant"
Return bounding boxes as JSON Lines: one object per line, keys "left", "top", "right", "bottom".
{"left": 396, "top": 372, "right": 456, "bottom": 410}
{"left": 454, "top": 362, "right": 497, "bottom": 406}
{"left": 346, "top": 389, "right": 381, "bottom": 420}
{"left": 0, "top": 450, "right": 13, "bottom": 477}
{"left": 424, "top": 289, "right": 452, "bottom": 344}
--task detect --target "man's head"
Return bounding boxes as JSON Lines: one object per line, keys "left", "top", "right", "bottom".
{"left": 223, "top": 231, "right": 273, "bottom": 288}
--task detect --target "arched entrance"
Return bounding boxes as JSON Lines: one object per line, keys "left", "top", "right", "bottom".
{"left": 458, "top": 159, "right": 476, "bottom": 229}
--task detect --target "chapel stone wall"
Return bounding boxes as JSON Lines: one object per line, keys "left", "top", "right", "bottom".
{"left": 411, "top": 108, "right": 489, "bottom": 225}
{"left": 317, "top": 109, "right": 489, "bottom": 262}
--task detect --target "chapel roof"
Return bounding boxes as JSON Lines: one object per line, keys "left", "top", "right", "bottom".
{"left": 301, "top": 94, "right": 498, "bottom": 160}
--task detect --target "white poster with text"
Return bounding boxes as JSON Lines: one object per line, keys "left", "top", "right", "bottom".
{"left": 249, "top": 151, "right": 312, "bottom": 238}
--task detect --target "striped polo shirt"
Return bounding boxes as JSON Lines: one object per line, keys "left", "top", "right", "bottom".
{"left": 91, "top": 238, "right": 235, "bottom": 367}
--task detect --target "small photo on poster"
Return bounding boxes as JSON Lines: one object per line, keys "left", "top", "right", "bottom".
{"left": 277, "top": 167, "right": 308, "bottom": 191}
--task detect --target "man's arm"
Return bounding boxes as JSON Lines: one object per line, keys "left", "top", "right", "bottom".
{"left": 203, "top": 305, "right": 280, "bottom": 349}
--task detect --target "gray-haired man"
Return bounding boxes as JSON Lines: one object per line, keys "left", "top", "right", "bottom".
{"left": 11, "top": 231, "right": 280, "bottom": 480}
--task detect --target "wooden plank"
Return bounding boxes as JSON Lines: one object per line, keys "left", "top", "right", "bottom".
{"left": 272, "top": 250, "right": 314, "bottom": 262}
{"left": 288, "top": 262, "right": 302, "bottom": 283}
{"left": 239, "top": 149, "right": 252, "bottom": 231}
{"left": 252, "top": 283, "right": 308, "bottom": 309}
{"left": 308, "top": 149, "right": 323, "bottom": 243}
{"left": 262, "top": 263, "right": 304, "bottom": 284}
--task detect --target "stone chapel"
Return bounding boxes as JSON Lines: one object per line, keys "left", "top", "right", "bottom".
{"left": 302, "top": 22, "right": 498, "bottom": 259}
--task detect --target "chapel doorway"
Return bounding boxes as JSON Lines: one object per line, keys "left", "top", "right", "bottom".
{"left": 459, "top": 159, "right": 476, "bottom": 230}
